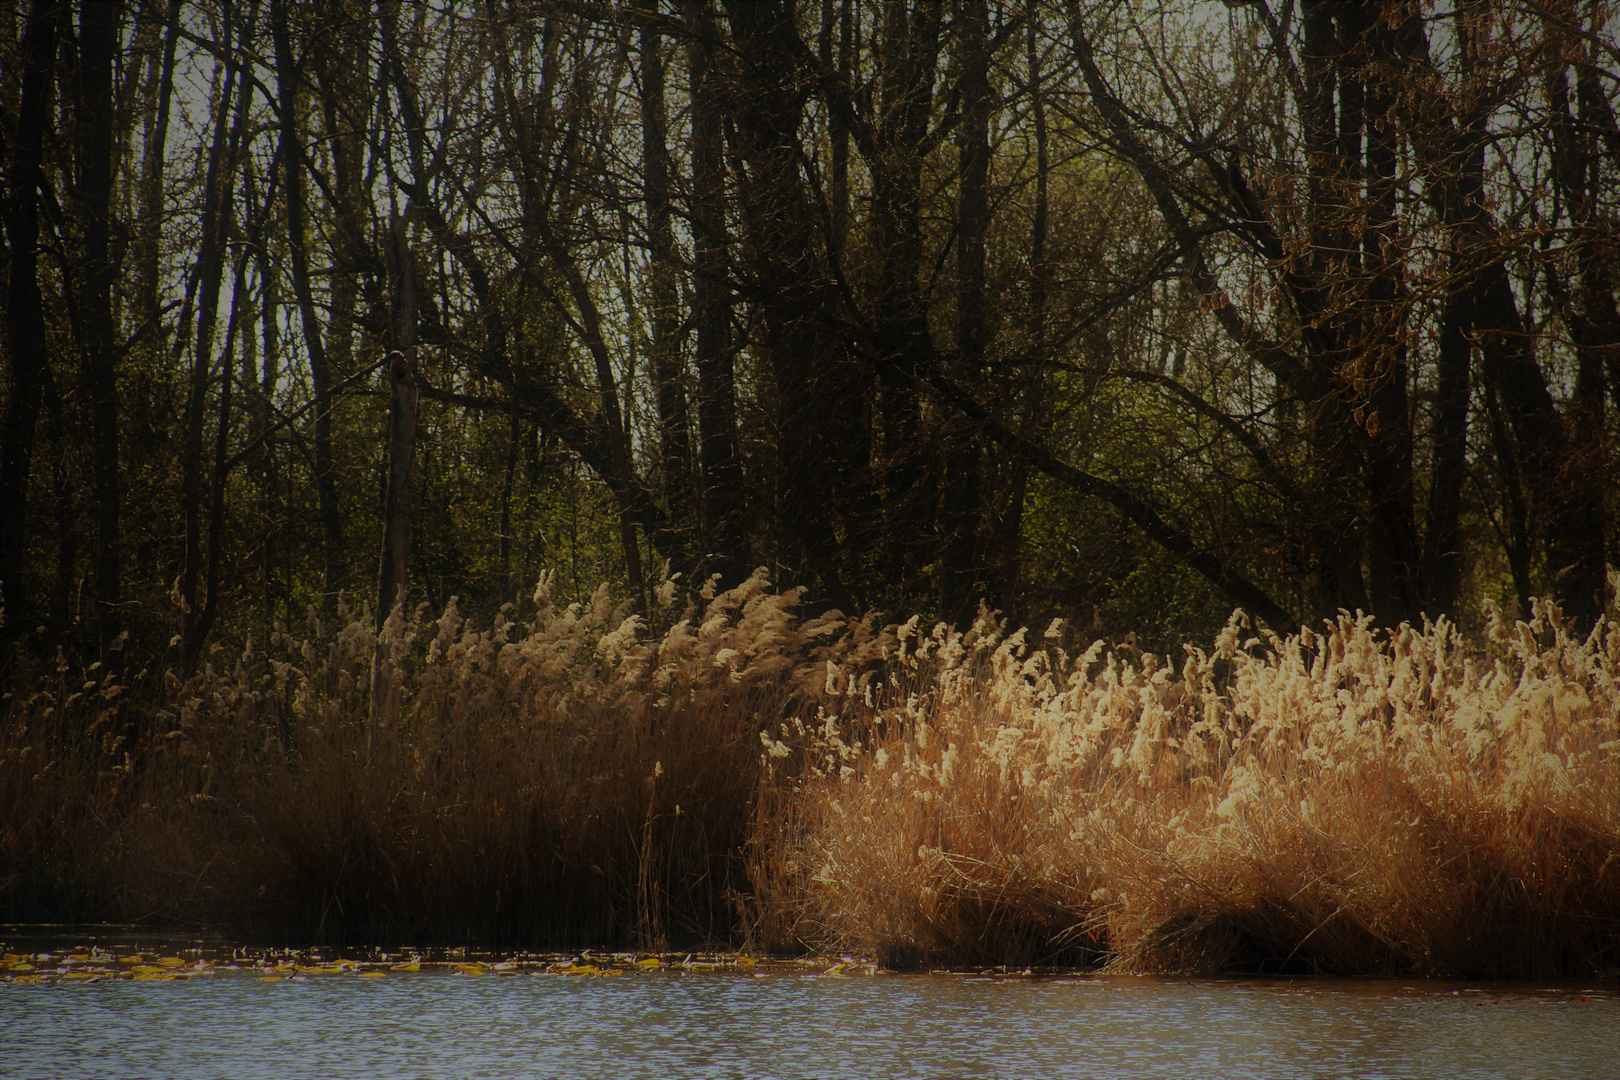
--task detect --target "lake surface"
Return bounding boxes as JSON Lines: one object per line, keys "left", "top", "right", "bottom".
{"left": 3, "top": 936, "right": 1617, "bottom": 1079}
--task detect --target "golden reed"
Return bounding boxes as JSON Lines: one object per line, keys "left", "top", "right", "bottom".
{"left": 4, "top": 574, "right": 1616, "bottom": 976}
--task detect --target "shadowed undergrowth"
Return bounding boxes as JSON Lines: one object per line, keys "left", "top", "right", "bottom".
{"left": 3, "top": 573, "right": 1617, "bottom": 976}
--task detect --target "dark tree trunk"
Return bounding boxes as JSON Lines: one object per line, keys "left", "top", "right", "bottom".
{"left": 133, "top": 0, "right": 180, "bottom": 328}
{"left": 1485, "top": 379, "right": 1534, "bottom": 616}
{"left": 498, "top": 401, "right": 519, "bottom": 600}
{"left": 369, "top": 213, "right": 419, "bottom": 749}
{"left": 1543, "top": 23, "right": 1616, "bottom": 623}
{"left": 312, "top": 8, "right": 370, "bottom": 387}
{"left": 1360, "top": 14, "right": 1419, "bottom": 626}
{"left": 194, "top": 252, "right": 249, "bottom": 664}
{"left": 0, "top": 0, "right": 61, "bottom": 641}
{"left": 725, "top": 0, "right": 854, "bottom": 612}
{"left": 1476, "top": 260, "right": 1604, "bottom": 626}
{"left": 940, "top": 0, "right": 989, "bottom": 628}
{"left": 639, "top": 10, "right": 694, "bottom": 544}
{"left": 1298, "top": 0, "right": 1369, "bottom": 620}
{"left": 376, "top": 214, "right": 418, "bottom": 630}
{"left": 273, "top": 0, "right": 345, "bottom": 605}
{"left": 870, "top": 0, "right": 943, "bottom": 597}
{"left": 42, "top": 368, "right": 77, "bottom": 652}
{"left": 182, "top": 0, "right": 247, "bottom": 673}
{"left": 531, "top": 206, "right": 650, "bottom": 614}
{"left": 1000, "top": 3, "right": 1047, "bottom": 613}
{"left": 77, "top": 0, "right": 126, "bottom": 669}
{"left": 686, "top": 0, "right": 747, "bottom": 587}
{"left": 1419, "top": 8, "right": 1486, "bottom": 619}
{"left": 1423, "top": 263, "right": 1474, "bottom": 618}
{"left": 246, "top": 165, "right": 284, "bottom": 632}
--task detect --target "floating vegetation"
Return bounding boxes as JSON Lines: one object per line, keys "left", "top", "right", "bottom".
{"left": 0, "top": 935, "right": 868, "bottom": 986}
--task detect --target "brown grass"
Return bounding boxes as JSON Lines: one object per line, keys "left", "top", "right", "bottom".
{"left": 788, "top": 600, "right": 1620, "bottom": 977}
{"left": 3, "top": 578, "right": 1617, "bottom": 974}
{"left": 2, "top": 570, "right": 872, "bottom": 947}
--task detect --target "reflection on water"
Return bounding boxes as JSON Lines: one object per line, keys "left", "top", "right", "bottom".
{"left": 2, "top": 937, "right": 1616, "bottom": 1080}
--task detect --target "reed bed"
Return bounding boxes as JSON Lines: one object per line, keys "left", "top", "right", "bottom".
{"left": 788, "top": 600, "right": 1620, "bottom": 977}
{"left": 3, "top": 577, "right": 1617, "bottom": 975}
{"left": 1, "top": 570, "right": 879, "bottom": 946}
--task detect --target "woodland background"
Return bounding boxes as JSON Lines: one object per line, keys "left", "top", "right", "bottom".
{"left": 2, "top": 0, "right": 1618, "bottom": 682}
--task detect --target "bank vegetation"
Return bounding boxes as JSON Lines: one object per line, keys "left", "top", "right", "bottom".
{"left": 5, "top": 572, "right": 1616, "bottom": 978}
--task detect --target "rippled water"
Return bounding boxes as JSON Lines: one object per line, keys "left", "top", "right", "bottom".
{"left": 3, "top": 939, "right": 1616, "bottom": 1079}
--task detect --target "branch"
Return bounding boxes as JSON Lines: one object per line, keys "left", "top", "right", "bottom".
{"left": 835, "top": 315, "right": 1293, "bottom": 627}
{"left": 1108, "top": 369, "right": 1306, "bottom": 506}
{"left": 1064, "top": 3, "right": 1310, "bottom": 391}
{"left": 223, "top": 357, "right": 386, "bottom": 474}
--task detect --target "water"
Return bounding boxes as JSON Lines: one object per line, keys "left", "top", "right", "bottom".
{"left": 4, "top": 940, "right": 1616, "bottom": 1079}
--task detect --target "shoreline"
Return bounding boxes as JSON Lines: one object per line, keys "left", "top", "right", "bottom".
{"left": 4, "top": 928, "right": 1619, "bottom": 990}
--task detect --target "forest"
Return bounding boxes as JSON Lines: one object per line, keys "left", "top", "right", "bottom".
{"left": 0, "top": 0, "right": 1617, "bottom": 976}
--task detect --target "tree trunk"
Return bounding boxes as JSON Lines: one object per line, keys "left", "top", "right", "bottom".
{"left": 535, "top": 218, "right": 649, "bottom": 615}
{"left": 194, "top": 250, "right": 250, "bottom": 664}
{"left": 1420, "top": 6, "right": 1485, "bottom": 618}
{"left": 376, "top": 214, "right": 419, "bottom": 630}
{"left": 1544, "top": 13, "right": 1615, "bottom": 623}
{"left": 133, "top": 0, "right": 180, "bottom": 328}
{"left": 42, "top": 368, "right": 77, "bottom": 652}
{"left": 369, "top": 216, "right": 419, "bottom": 750}
{"left": 0, "top": 0, "right": 61, "bottom": 642}
{"left": 687, "top": 0, "right": 747, "bottom": 586}
{"left": 272, "top": 0, "right": 345, "bottom": 605}
{"left": 312, "top": 10, "right": 370, "bottom": 389}
{"left": 78, "top": 0, "right": 125, "bottom": 670}
{"left": 639, "top": 9, "right": 694, "bottom": 545}
{"left": 182, "top": 0, "right": 247, "bottom": 673}
{"left": 1000, "top": 2, "right": 1047, "bottom": 613}
{"left": 871, "top": 0, "right": 942, "bottom": 597}
{"left": 725, "top": 0, "right": 854, "bottom": 612}
{"left": 498, "top": 399, "right": 519, "bottom": 600}
{"left": 940, "top": 0, "right": 989, "bottom": 628}
{"left": 1360, "top": 13, "right": 1419, "bottom": 626}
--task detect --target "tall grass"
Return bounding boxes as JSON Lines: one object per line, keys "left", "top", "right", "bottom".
{"left": 3, "top": 576, "right": 1617, "bottom": 975}
{"left": 788, "top": 600, "right": 1620, "bottom": 976}
{"left": 1, "top": 570, "right": 875, "bottom": 946}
